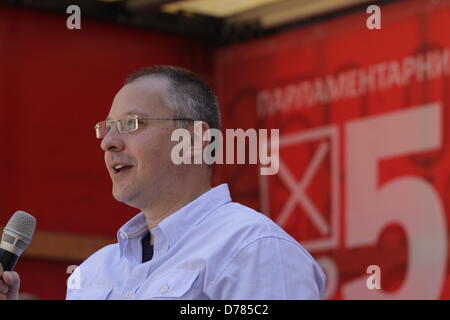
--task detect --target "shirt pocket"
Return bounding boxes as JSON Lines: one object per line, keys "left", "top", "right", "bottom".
{"left": 67, "top": 285, "right": 113, "bottom": 300}
{"left": 138, "top": 269, "right": 200, "bottom": 300}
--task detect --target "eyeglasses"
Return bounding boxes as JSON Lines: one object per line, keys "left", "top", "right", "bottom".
{"left": 94, "top": 114, "right": 195, "bottom": 139}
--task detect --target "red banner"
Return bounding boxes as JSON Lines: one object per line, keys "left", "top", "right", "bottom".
{"left": 214, "top": 0, "right": 450, "bottom": 299}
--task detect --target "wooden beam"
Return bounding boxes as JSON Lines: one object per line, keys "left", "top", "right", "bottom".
{"left": 228, "top": 0, "right": 373, "bottom": 29}
{"left": 1, "top": 227, "right": 116, "bottom": 263}
{"left": 162, "top": 0, "right": 283, "bottom": 18}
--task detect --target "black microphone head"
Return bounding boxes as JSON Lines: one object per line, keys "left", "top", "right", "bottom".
{"left": 5, "top": 211, "right": 36, "bottom": 242}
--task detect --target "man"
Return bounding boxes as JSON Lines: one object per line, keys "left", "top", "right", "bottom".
{"left": 1, "top": 66, "right": 325, "bottom": 300}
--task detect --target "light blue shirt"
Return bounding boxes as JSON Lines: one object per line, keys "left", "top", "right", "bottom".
{"left": 66, "top": 184, "right": 326, "bottom": 300}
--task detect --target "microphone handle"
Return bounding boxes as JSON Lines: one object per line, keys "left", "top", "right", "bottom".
{"left": 0, "top": 248, "right": 19, "bottom": 272}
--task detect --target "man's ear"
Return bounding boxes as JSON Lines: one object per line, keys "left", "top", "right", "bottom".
{"left": 190, "top": 121, "right": 210, "bottom": 164}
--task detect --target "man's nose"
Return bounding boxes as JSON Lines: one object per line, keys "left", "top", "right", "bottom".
{"left": 100, "top": 125, "right": 125, "bottom": 152}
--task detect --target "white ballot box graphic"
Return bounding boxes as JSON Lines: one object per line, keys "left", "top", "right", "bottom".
{"left": 259, "top": 124, "right": 340, "bottom": 252}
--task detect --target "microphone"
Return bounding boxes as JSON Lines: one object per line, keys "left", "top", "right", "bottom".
{"left": 0, "top": 211, "right": 36, "bottom": 271}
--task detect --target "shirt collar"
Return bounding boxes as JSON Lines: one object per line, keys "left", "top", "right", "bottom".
{"left": 158, "top": 183, "right": 231, "bottom": 247}
{"left": 116, "top": 212, "right": 147, "bottom": 257}
{"left": 117, "top": 183, "right": 232, "bottom": 254}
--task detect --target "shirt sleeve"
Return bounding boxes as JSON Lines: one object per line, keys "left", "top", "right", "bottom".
{"left": 208, "top": 236, "right": 326, "bottom": 299}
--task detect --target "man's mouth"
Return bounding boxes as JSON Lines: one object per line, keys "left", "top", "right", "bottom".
{"left": 113, "top": 164, "right": 133, "bottom": 174}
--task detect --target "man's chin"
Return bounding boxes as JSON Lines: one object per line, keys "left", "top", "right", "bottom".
{"left": 112, "top": 187, "right": 142, "bottom": 208}
{"left": 112, "top": 187, "right": 130, "bottom": 203}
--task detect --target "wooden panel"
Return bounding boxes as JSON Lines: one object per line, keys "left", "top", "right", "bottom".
{"left": 1, "top": 227, "right": 116, "bottom": 262}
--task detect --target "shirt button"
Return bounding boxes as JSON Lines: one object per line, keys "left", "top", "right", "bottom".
{"left": 160, "top": 285, "right": 169, "bottom": 293}
{"left": 125, "top": 291, "right": 133, "bottom": 298}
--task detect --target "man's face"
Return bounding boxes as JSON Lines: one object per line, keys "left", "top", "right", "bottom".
{"left": 101, "top": 76, "right": 178, "bottom": 209}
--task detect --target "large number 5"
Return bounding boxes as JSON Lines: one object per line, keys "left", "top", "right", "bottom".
{"left": 343, "top": 103, "right": 447, "bottom": 299}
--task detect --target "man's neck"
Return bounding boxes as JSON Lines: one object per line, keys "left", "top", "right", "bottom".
{"left": 142, "top": 183, "right": 211, "bottom": 231}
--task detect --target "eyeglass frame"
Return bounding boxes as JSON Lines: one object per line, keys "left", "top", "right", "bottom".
{"left": 94, "top": 114, "right": 196, "bottom": 139}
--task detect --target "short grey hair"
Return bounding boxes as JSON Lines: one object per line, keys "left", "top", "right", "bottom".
{"left": 125, "top": 65, "right": 221, "bottom": 130}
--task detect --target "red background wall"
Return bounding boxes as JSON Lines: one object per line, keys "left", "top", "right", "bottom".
{"left": 0, "top": 5, "right": 213, "bottom": 299}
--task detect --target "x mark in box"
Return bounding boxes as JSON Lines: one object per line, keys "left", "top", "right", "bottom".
{"left": 259, "top": 124, "right": 340, "bottom": 251}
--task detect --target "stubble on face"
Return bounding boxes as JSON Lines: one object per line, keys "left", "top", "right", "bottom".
{"left": 104, "top": 76, "right": 180, "bottom": 210}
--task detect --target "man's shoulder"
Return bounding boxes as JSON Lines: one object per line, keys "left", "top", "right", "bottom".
{"left": 207, "top": 201, "right": 298, "bottom": 245}
{"left": 77, "top": 242, "right": 119, "bottom": 272}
